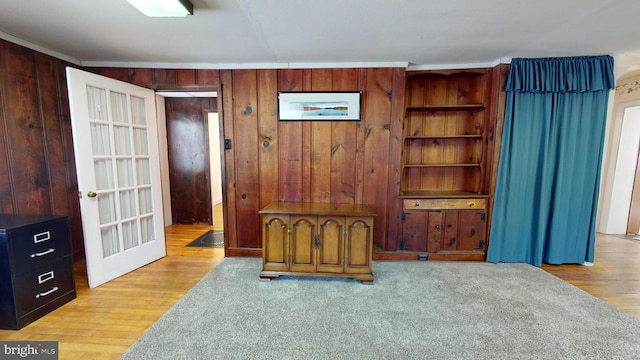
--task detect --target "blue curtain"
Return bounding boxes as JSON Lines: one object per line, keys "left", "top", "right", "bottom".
{"left": 486, "top": 56, "right": 615, "bottom": 266}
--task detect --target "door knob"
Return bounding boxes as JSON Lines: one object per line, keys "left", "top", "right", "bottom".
{"left": 87, "top": 191, "right": 97, "bottom": 198}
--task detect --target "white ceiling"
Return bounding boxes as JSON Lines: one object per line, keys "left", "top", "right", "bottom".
{"left": 1, "top": 0, "right": 640, "bottom": 70}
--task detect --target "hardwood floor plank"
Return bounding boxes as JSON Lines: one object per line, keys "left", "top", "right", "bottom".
{"left": 0, "top": 221, "right": 222, "bottom": 359}
{"left": 543, "top": 233, "right": 640, "bottom": 320}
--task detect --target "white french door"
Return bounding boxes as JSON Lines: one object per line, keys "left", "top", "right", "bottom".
{"left": 66, "top": 67, "right": 166, "bottom": 288}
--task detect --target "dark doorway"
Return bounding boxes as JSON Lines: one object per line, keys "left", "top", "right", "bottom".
{"left": 165, "top": 97, "right": 217, "bottom": 224}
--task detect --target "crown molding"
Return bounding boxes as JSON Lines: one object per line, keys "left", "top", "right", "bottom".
{"left": 0, "top": 31, "right": 81, "bottom": 65}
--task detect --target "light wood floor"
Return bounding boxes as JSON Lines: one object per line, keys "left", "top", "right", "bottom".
{"left": 1, "top": 227, "right": 639, "bottom": 359}
{"left": 542, "top": 233, "right": 640, "bottom": 319}
{"left": 0, "top": 205, "right": 225, "bottom": 360}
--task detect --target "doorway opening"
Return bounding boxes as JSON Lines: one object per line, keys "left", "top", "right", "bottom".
{"left": 158, "top": 91, "right": 224, "bottom": 234}
{"left": 624, "top": 106, "right": 640, "bottom": 235}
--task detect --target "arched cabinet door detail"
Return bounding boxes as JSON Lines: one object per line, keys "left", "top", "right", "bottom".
{"left": 259, "top": 202, "right": 376, "bottom": 284}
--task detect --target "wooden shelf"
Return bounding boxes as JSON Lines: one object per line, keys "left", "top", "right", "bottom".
{"left": 405, "top": 135, "right": 482, "bottom": 140}
{"left": 399, "top": 190, "right": 489, "bottom": 199}
{"left": 406, "top": 104, "right": 485, "bottom": 112}
{"left": 403, "top": 163, "right": 480, "bottom": 168}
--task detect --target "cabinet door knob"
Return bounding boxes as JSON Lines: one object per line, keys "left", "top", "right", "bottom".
{"left": 314, "top": 234, "right": 320, "bottom": 249}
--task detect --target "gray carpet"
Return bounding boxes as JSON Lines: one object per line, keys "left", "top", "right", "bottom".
{"left": 120, "top": 258, "right": 640, "bottom": 360}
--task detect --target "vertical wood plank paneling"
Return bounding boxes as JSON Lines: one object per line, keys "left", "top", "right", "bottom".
{"left": 354, "top": 70, "right": 368, "bottom": 204}
{"left": 1, "top": 42, "right": 50, "bottom": 214}
{"left": 277, "top": 69, "right": 304, "bottom": 202}
{"left": 153, "top": 69, "right": 177, "bottom": 87}
{"left": 0, "top": 41, "right": 15, "bottom": 213}
{"left": 1, "top": 37, "right": 506, "bottom": 258}
{"left": 166, "top": 98, "right": 212, "bottom": 224}
{"left": 220, "top": 70, "right": 238, "bottom": 248}
{"left": 98, "top": 67, "right": 130, "bottom": 82}
{"left": 309, "top": 69, "right": 333, "bottom": 203}
{"left": 34, "top": 53, "right": 68, "bottom": 216}
{"left": 129, "top": 68, "right": 154, "bottom": 88}
{"left": 233, "top": 70, "right": 261, "bottom": 248}
{"left": 385, "top": 68, "right": 406, "bottom": 250}
{"left": 176, "top": 69, "right": 196, "bottom": 86}
{"left": 0, "top": 108, "right": 13, "bottom": 213}
{"left": 196, "top": 70, "right": 221, "bottom": 86}
{"left": 257, "top": 70, "right": 279, "bottom": 208}
{"left": 330, "top": 68, "right": 359, "bottom": 205}
{"left": 360, "top": 68, "right": 394, "bottom": 250}
{"left": 302, "top": 70, "right": 313, "bottom": 201}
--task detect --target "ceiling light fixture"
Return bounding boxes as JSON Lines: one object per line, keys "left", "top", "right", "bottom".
{"left": 127, "top": 0, "right": 193, "bottom": 17}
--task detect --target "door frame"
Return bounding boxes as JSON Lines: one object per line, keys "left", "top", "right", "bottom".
{"left": 155, "top": 89, "right": 227, "bottom": 248}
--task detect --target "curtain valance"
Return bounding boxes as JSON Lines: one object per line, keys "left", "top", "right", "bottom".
{"left": 506, "top": 55, "right": 615, "bottom": 93}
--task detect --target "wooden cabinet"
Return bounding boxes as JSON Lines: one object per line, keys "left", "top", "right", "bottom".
{"left": 400, "top": 69, "right": 497, "bottom": 260}
{"left": 401, "top": 200, "right": 487, "bottom": 259}
{"left": 259, "top": 202, "right": 376, "bottom": 284}
{"left": 0, "top": 214, "right": 76, "bottom": 329}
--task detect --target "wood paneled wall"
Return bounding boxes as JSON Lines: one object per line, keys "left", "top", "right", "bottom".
{"left": 0, "top": 39, "right": 84, "bottom": 258}
{"left": 220, "top": 68, "right": 406, "bottom": 255}
{"left": 0, "top": 38, "right": 435, "bottom": 259}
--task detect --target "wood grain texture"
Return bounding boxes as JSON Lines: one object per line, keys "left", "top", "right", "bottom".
{"left": 165, "top": 97, "right": 212, "bottom": 224}
{"left": 0, "top": 37, "right": 515, "bottom": 259}
{"left": 232, "top": 70, "right": 261, "bottom": 248}
{"left": 277, "top": 69, "right": 305, "bottom": 202}
{"left": 385, "top": 68, "right": 406, "bottom": 251}
{"left": 2, "top": 41, "right": 50, "bottom": 214}
{"left": 257, "top": 69, "right": 279, "bottom": 207}
{"left": 220, "top": 70, "right": 238, "bottom": 249}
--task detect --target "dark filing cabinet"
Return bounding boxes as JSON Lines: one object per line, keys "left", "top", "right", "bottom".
{"left": 0, "top": 214, "right": 76, "bottom": 329}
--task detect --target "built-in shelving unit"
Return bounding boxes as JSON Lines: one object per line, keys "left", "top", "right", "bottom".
{"left": 400, "top": 70, "right": 492, "bottom": 199}
{"left": 399, "top": 69, "right": 497, "bottom": 258}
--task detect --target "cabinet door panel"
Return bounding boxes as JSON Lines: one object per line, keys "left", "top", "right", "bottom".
{"left": 401, "top": 211, "right": 428, "bottom": 251}
{"left": 344, "top": 217, "right": 373, "bottom": 274}
{"left": 290, "top": 216, "right": 316, "bottom": 273}
{"left": 316, "top": 216, "right": 344, "bottom": 273}
{"left": 442, "top": 211, "right": 459, "bottom": 251}
{"left": 426, "top": 211, "right": 443, "bottom": 253}
{"left": 458, "top": 211, "right": 486, "bottom": 251}
{"left": 262, "top": 215, "right": 289, "bottom": 271}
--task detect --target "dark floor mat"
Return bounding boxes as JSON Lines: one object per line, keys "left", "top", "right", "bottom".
{"left": 186, "top": 230, "right": 224, "bottom": 248}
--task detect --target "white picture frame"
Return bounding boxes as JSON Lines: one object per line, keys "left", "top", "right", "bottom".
{"left": 277, "top": 91, "right": 361, "bottom": 121}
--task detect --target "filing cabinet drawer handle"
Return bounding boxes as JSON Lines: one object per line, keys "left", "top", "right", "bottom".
{"left": 33, "top": 231, "right": 51, "bottom": 243}
{"left": 35, "top": 287, "right": 59, "bottom": 299}
{"left": 31, "top": 248, "right": 55, "bottom": 258}
{"left": 38, "top": 271, "right": 55, "bottom": 284}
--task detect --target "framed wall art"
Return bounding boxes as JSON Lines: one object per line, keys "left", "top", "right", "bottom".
{"left": 277, "top": 91, "right": 361, "bottom": 121}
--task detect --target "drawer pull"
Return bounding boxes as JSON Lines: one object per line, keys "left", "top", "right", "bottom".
{"left": 31, "top": 248, "right": 55, "bottom": 258}
{"left": 34, "top": 231, "right": 51, "bottom": 243}
{"left": 38, "top": 271, "right": 55, "bottom": 284}
{"left": 469, "top": 202, "right": 476, "bottom": 207}
{"left": 35, "top": 287, "right": 59, "bottom": 299}
{"left": 414, "top": 203, "right": 421, "bottom": 207}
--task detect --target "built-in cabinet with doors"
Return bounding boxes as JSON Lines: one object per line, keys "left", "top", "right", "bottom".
{"left": 399, "top": 68, "right": 503, "bottom": 260}
{"left": 259, "top": 202, "right": 376, "bottom": 284}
